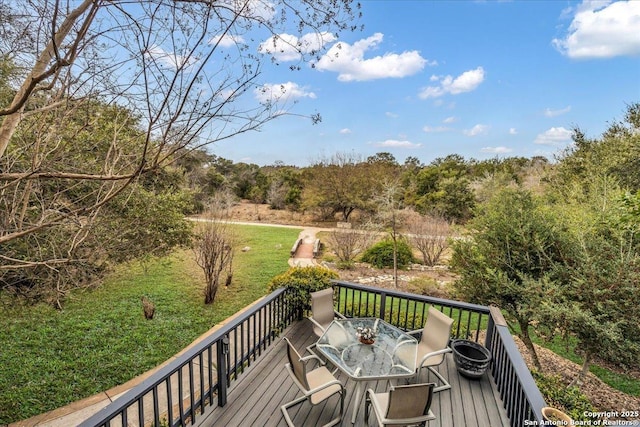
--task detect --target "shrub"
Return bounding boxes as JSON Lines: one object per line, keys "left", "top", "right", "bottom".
{"left": 267, "top": 266, "right": 339, "bottom": 312}
{"left": 406, "top": 277, "right": 451, "bottom": 299}
{"left": 531, "top": 371, "right": 595, "bottom": 421}
{"left": 336, "top": 260, "right": 355, "bottom": 270}
{"left": 361, "top": 238, "right": 415, "bottom": 269}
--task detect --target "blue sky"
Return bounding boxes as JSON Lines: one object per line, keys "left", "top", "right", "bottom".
{"left": 213, "top": 0, "right": 640, "bottom": 166}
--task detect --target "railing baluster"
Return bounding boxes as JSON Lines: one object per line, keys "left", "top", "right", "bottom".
{"left": 199, "top": 352, "right": 205, "bottom": 414}
{"left": 166, "top": 376, "right": 173, "bottom": 425}
{"left": 152, "top": 385, "right": 160, "bottom": 426}
{"left": 189, "top": 360, "right": 195, "bottom": 424}
{"left": 178, "top": 367, "right": 185, "bottom": 425}
{"left": 137, "top": 395, "right": 144, "bottom": 426}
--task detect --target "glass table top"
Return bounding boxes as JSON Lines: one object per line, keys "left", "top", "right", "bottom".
{"left": 316, "top": 317, "right": 418, "bottom": 379}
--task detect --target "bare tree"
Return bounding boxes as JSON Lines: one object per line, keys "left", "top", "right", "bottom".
{"left": 406, "top": 210, "right": 451, "bottom": 266}
{"left": 0, "top": 1, "right": 359, "bottom": 298}
{"left": 193, "top": 216, "right": 235, "bottom": 305}
{"left": 328, "top": 227, "right": 376, "bottom": 267}
{"left": 373, "top": 180, "right": 404, "bottom": 288}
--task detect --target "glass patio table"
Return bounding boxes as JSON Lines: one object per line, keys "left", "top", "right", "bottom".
{"left": 315, "top": 317, "right": 418, "bottom": 423}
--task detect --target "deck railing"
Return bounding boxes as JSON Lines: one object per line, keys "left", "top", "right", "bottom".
{"left": 80, "top": 281, "right": 546, "bottom": 427}
{"left": 332, "top": 280, "right": 546, "bottom": 427}
{"left": 79, "top": 287, "right": 297, "bottom": 427}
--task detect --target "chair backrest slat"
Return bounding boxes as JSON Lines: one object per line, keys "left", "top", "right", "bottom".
{"left": 284, "top": 337, "right": 309, "bottom": 390}
{"left": 310, "top": 288, "right": 335, "bottom": 330}
{"left": 422, "top": 306, "right": 454, "bottom": 349}
{"left": 386, "top": 383, "right": 435, "bottom": 421}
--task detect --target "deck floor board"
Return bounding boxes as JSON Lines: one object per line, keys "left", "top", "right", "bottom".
{"left": 196, "top": 320, "right": 509, "bottom": 427}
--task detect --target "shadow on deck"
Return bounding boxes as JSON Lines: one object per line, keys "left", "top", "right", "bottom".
{"left": 196, "top": 319, "right": 509, "bottom": 427}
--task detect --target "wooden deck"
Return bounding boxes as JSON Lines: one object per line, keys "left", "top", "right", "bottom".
{"left": 195, "top": 320, "right": 509, "bottom": 427}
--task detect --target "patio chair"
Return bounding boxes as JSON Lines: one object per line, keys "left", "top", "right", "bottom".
{"left": 399, "top": 306, "right": 454, "bottom": 392}
{"left": 281, "top": 337, "right": 345, "bottom": 427}
{"left": 308, "top": 287, "right": 346, "bottom": 336}
{"left": 365, "top": 382, "right": 436, "bottom": 427}
{"left": 306, "top": 287, "right": 346, "bottom": 354}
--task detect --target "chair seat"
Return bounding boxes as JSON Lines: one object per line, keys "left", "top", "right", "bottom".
{"left": 308, "top": 366, "right": 343, "bottom": 404}
{"left": 282, "top": 337, "right": 345, "bottom": 427}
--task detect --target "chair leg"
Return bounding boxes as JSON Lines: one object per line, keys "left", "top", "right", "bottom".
{"left": 281, "top": 390, "right": 344, "bottom": 427}
{"left": 428, "top": 366, "right": 451, "bottom": 392}
{"left": 281, "top": 395, "right": 308, "bottom": 427}
{"left": 322, "top": 389, "right": 344, "bottom": 427}
{"left": 365, "top": 392, "right": 371, "bottom": 423}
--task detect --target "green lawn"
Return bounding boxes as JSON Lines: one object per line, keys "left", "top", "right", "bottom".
{"left": 0, "top": 224, "right": 301, "bottom": 425}
{"left": 531, "top": 334, "right": 640, "bottom": 397}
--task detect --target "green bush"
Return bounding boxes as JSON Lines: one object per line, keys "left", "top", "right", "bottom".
{"left": 531, "top": 370, "right": 595, "bottom": 421}
{"left": 267, "top": 266, "right": 339, "bottom": 311}
{"left": 336, "top": 260, "right": 355, "bottom": 270}
{"left": 407, "top": 277, "right": 451, "bottom": 299}
{"left": 361, "top": 238, "right": 415, "bottom": 269}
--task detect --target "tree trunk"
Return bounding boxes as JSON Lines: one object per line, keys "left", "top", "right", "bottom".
{"left": 519, "top": 320, "right": 542, "bottom": 371}
{"left": 392, "top": 234, "right": 398, "bottom": 288}
{"left": 570, "top": 351, "right": 592, "bottom": 387}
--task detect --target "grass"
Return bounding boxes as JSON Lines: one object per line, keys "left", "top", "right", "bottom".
{"left": 531, "top": 334, "right": 640, "bottom": 397}
{"left": 0, "top": 224, "right": 301, "bottom": 425}
{"left": 336, "top": 287, "right": 488, "bottom": 339}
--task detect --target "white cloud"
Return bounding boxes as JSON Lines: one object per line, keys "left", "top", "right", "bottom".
{"left": 225, "top": 0, "right": 275, "bottom": 21}
{"left": 509, "top": 128, "right": 518, "bottom": 135}
{"left": 315, "top": 33, "right": 428, "bottom": 81}
{"left": 372, "top": 139, "right": 422, "bottom": 148}
{"left": 254, "top": 82, "right": 316, "bottom": 104}
{"left": 386, "top": 112, "right": 399, "bottom": 118}
{"left": 481, "top": 146, "right": 513, "bottom": 154}
{"left": 210, "top": 34, "right": 245, "bottom": 48}
{"left": 443, "top": 116, "right": 458, "bottom": 124}
{"left": 534, "top": 127, "right": 573, "bottom": 145}
{"left": 544, "top": 106, "right": 572, "bottom": 117}
{"left": 423, "top": 125, "right": 451, "bottom": 133}
{"left": 259, "top": 32, "right": 337, "bottom": 62}
{"left": 553, "top": 0, "right": 640, "bottom": 58}
{"left": 339, "top": 128, "right": 352, "bottom": 134}
{"left": 419, "top": 67, "right": 485, "bottom": 99}
{"left": 145, "top": 45, "right": 198, "bottom": 69}
{"left": 463, "top": 124, "right": 490, "bottom": 136}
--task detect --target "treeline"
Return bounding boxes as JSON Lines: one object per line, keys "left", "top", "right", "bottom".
{"left": 2, "top": 99, "right": 639, "bottom": 312}
{"left": 184, "top": 150, "right": 549, "bottom": 224}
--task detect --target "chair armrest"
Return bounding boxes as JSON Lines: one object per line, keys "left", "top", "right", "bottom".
{"left": 300, "top": 353, "right": 325, "bottom": 367}
{"left": 418, "top": 347, "right": 452, "bottom": 367}
{"left": 305, "top": 377, "right": 345, "bottom": 396}
{"left": 307, "top": 316, "right": 326, "bottom": 333}
{"left": 405, "top": 328, "right": 423, "bottom": 337}
{"left": 365, "top": 388, "right": 377, "bottom": 398}
{"left": 334, "top": 310, "right": 346, "bottom": 319}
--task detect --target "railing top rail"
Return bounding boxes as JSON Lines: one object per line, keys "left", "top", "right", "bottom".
{"left": 331, "top": 279, "right": 491, "bottom": 314}
{"left": 79, "top": 287, "right": 288, "bottom": 426}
